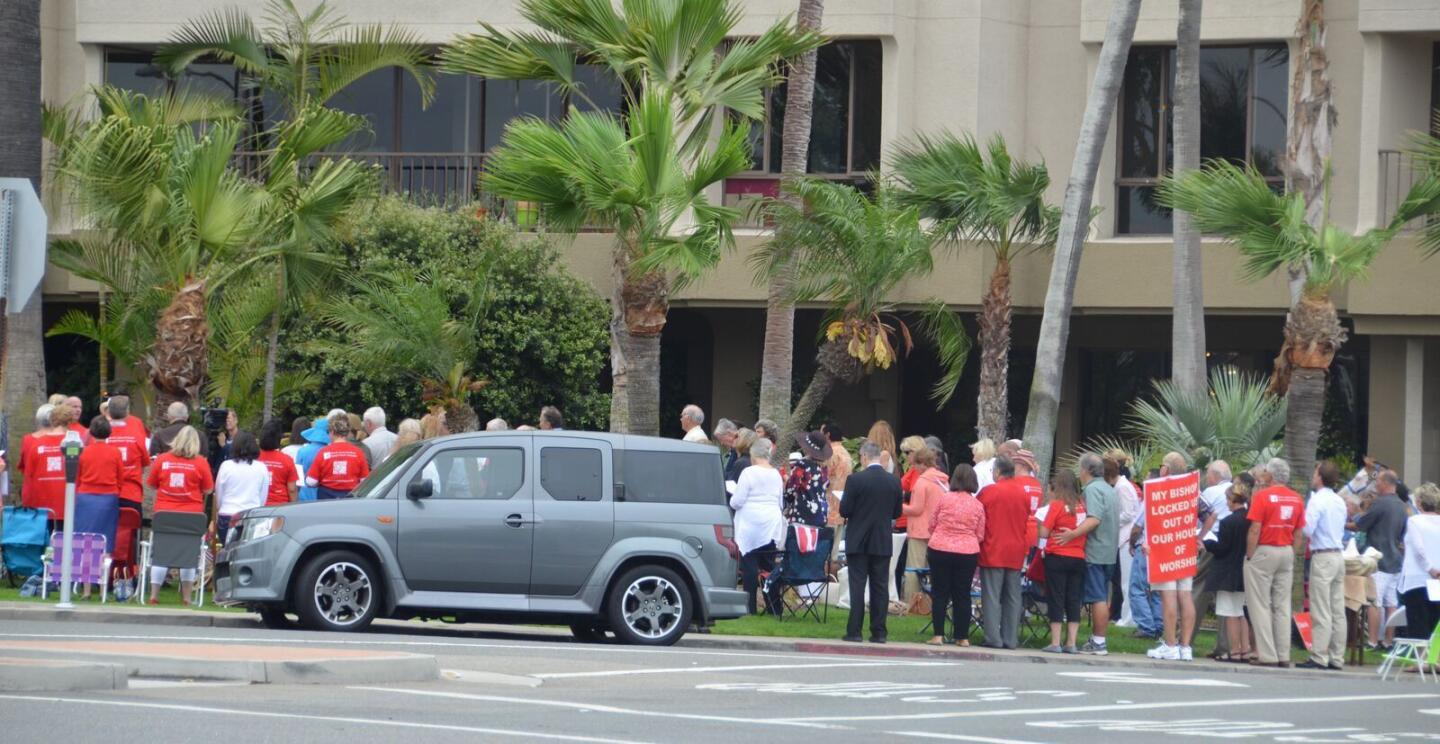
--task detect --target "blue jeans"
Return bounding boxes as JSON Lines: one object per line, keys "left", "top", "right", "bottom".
{"left": 1129, "top": 551, "right": 1163, "bottom": 636}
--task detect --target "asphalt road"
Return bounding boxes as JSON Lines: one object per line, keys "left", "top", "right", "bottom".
{"left": 1, "top": 618, "right": 1436, "bottom": 744}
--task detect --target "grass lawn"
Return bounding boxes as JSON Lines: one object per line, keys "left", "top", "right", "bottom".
{"left": 0, "top": 580, "right": 245, "bottom": 612}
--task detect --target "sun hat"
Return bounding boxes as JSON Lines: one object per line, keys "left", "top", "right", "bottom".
{"left": 1013, "top": 448, "right": 1039, "bottom": 474}
{"left": 301, "top": 417, "right": 331, "bottom": 444}
{"left": 795, "top": 430, "right": 834, "bottom": 462}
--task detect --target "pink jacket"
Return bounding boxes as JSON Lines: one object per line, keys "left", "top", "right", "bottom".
{"left": 929, "top": 490, "right": 986, "bottom": 555}
{"left": 902, "top": 467, "right": 948, "bottom": 540}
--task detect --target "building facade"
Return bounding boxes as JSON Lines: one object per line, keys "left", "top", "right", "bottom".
{"left": 34, "top": 0, "right": 1440, "bottom": 481}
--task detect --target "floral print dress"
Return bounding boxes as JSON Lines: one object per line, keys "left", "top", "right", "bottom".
{"left": 784, "top": 458, "right": 830, "bottom": 527}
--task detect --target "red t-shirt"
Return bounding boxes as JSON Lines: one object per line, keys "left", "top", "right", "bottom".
{"left": 1248, "top": 485, "right": 1306, "bottom": 547}
{"left": 77, "top": 440, "right": 124, "bottom": 494}
{"left": 258, "top": 449, "right": 299, "bottom": 506}
{"left": 104, "top": 417, "right": 151, "bottom": 501}
{"left": 979, "top": 477, "right": 1033, "bottom": 569}
{"left": 307, "top": 441, "right": 370, "bottom": 492}
{"left": 146, "top": 453, "right": 214, "bottom": 513}
{"left": 19, "top": 433, "right": 68, "bottom": 519}
{"left": 1042, "top": 498, "right": 1088, "bottom": 559}
{"left": 68, "top": 422, "right": 91, "bottom": 444}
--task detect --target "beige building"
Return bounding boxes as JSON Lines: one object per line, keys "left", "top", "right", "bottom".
{"left": 35, "top": 0, "right": 1440, "bottom": 481}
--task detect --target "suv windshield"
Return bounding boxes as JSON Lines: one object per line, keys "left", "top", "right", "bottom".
{"left": 353, "top": 442, "right": 421, "bottom": 499}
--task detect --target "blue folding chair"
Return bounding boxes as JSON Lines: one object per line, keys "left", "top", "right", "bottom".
{"left": 765, "top": 525, "right": 834, "bottom": 623}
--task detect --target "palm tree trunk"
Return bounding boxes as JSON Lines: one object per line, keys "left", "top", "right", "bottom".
{"left": 1022, "top": 0, "right": 1142, "bottom": 476}
{"left": 608, "top": 254, "right": 632, "bottom": 433}
{"left": 148, "top": 278, "right": 210, "bottom": 410}
{"left": 1284, "top": 368, "right": 1326, "bottom": 490}
{"left": 260, "top": 268, "right": 285, "bottom": 422}
{"left": 0, "top": 0, "right": 47, "bottom": 461}
{"left": 783, "top": 367, "right": 837, "bottom": 450}
{"left": 615, "top": 245, "right": 669, "bottom": 437}
{"left": 1170, "top": 0, "right": 1207, "bottom": 398}
{"left": 625, "top": 330, "right": 662, "bottom": 438}
{"left": 445, "top": 401, "right": 479, "bottom": 434}
{"left": 977, "top": 256, "right": 1012, "bottom": 441}
{"left": 758, "top": 0, "right": 825, "bottom": 427}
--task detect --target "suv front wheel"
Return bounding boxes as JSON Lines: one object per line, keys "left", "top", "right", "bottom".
{"left": 606, "top": 565, "right": 692, "bottom": 646}
{"left": 295, "top": 549, "right": 381, "bottom": 632}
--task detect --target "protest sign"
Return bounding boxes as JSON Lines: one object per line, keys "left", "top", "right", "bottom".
{"left": 1144, "top": 471, "right": 1201, "bottom": 584}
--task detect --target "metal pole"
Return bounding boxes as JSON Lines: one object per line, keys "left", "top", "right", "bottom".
{"left": 56, "top": 430, "right": 82, "bottom": 608}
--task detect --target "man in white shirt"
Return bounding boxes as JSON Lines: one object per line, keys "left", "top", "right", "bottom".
{"left": 361, "top": 407, "right": 398, "bottom": 463}
{"left": 680, "top": 404, "right": 708, "bottom": 443}
{"left": 1300, "top": 460, "right": 1349, "bottom": 671}
{"left": 1193, "top": 460, "right": 1233, "bottom": 657}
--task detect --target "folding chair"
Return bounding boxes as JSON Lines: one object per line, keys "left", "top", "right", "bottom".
{"left": 41, "top": 532, "right": 111, "bottom": 603}
{"left": 139, "top": 511, "right": 208, "bottom": 607}
{"left": 1378, "top": 609, "right": 1439, "bottom": 682}
{"left": 765, "top": 525, "right": 834, "bottom": 623}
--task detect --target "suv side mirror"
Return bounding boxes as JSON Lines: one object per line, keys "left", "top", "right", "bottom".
{"left": 406, "top": 480, "right": 433, "bottom": 500}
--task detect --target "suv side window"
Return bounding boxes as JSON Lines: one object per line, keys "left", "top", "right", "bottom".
{"left": 620, "top": 451, "right": 725, "bottom": 505}
{"left": 415, "top": 448, "right": 524, "bottom": 500}
{"left": 540, "top": 447, "right": 602, "bottom": 501}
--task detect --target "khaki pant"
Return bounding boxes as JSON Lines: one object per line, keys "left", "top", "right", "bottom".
{"left": 1309, "top": 551, "right": 1347, "bottom": 667}
{"left": 1245, "top": 545, "right": 1294, "bottom": 664}
{"left": 903, "top": 537, "right": 929, "bottom": 599}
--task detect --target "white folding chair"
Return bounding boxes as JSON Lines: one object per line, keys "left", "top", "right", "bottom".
{"left": 1377, "top": 608, "right": 1432, "bottom": 682}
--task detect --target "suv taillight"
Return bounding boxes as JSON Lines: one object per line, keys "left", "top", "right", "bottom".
{"left": 713, "top": 524, "right": 739, "bottom": 560}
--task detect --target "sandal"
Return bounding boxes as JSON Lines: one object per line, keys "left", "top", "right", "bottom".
{"left": 926, "top": 637, "right": 946, "bottom": 646}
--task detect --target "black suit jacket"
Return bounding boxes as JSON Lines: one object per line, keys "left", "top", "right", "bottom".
{"left": 840, "top": 465, "right": 903, "bottom": 556}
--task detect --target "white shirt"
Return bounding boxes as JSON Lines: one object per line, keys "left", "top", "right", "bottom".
{"left": 1115, "top": 475, "right": 1141, "bottom": 540}
{"left": 1201, "top": 480, "right": 1232, "bottom": 540}
{"left": 364, "top": 427, "right": 398, "bottom": 463}
{"left": 215, "top": 459, "right": 271, "bottom": 516}
{"left": 1400, "top": 513, "right": 1440, "bottom": 593}
{"left": 683, "top": 426, "right": 708, "bottom": 443}
{"left": 729, "top": 465, "right": 786, "bottom": 556}
{"left": 281, "top": 444, "right": 305, "bottom": 482}
{"left": 974, "top": 458, "right": 995, "bottom": 491}
{"left": 1303, "top": 486, "right": 1348, "bottom": 551}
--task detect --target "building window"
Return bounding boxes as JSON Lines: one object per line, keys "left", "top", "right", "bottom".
{"left": 104, "top": 47, "right": 242, "bottom": 100}
{"left": 743, "top": 39, "right": 883, "bottom": 176}
{"left": 1115, "top": 44, "right": 1289, "bottom": 235}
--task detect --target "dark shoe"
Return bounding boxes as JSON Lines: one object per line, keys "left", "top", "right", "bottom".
{"left": 1278, "top": 661, "right": 1292, "bottom": 668}
{"left": 1327, "top": 663, "right": 1344, "bottom": 671}
{"left": 842, "top": 634, "right": 863, "bottom": 643}
{"left": 1296, "top": 660, "right": 1326, "bottom": 670}
{"left": 869, "top": 636, "right": 887, "bottom": 644}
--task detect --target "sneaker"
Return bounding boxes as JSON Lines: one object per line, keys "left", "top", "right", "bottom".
{"left": 1180, "top": 646, "right": 1194, "bottom": 661}
{"left": 1042, "top": 644, "right": 1064, "bottom": 653}
{"left": 1081, "top": 640, "right": 1109, "bottom": 656}
{"left": 1147, "top": 643, "right": 1180, "bottom": 660}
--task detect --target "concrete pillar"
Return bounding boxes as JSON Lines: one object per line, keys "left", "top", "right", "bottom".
{"left": 1404, "top": 338, "right": 1425, "bottom": 485}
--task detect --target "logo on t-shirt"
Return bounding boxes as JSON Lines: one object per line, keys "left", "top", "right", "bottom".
{"left": 334, "top": 461, "right": 348, "bottom": 475}
{"left": 1270, "top": 494, "right": 1279, "bottom": 503}
{"left": 46, "top": 457, "right": 62, "bottom": 472}
{"left": 1279, "top": 505, "right": 1294, "bottom": 520}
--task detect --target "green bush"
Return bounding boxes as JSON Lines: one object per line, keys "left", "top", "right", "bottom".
{"left": 278, "top": 199, "right": 610, "bottom": 430}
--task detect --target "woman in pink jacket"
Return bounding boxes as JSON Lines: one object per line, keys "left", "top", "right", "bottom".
{"left": 901, "top": 447, "right": 948, "bottom": 600}
{"left": 926, "top": 464, "right": 986, "bottom": 645}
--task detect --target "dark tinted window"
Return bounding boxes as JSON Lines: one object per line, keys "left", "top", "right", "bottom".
{"left": 483, "top": 79, "right": 564, "bottom": 151}
{"left": 541, "top": 447, "right": 603, "bottom": 502}
{"left": 749, "top": 39, "right": 882, "bottom": 175}
{"left": 402, "top": 72, "right": 478, "bottom": 152}
{"left": 416, "top": 448, "right": 524, "bottom": 500}
{"left": 1199, "top": 47, "right": 1250, "bottom": 166}
{"left": 331, "top": 69, "right": 397, "bottom": 151}
{"left": 1120, "top": 48, "right": 1164, "bottom": 179}
{"left": 621, "top": 451, "right": 725, "bottom": 505}
{"left": 1251, "top": 47, "right": 1289, "bottom": 177}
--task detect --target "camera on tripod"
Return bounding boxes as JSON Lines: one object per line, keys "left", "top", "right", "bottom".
{"left": 201, "top": 406, "right": 230, "bottom": 433}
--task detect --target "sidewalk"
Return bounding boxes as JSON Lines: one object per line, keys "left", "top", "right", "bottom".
{"left": 0, "top": 601, "right": 1368, "bottom": 680}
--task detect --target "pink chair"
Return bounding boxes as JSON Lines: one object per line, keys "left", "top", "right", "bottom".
{"left": 41, "top": 532, "right": 112, "bottom": 603}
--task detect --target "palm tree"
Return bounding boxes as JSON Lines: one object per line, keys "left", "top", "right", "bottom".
{"left": 441, "top": 0, "right": 819, "bottom": 435}
{"left": 314, "top": 271, "right": 491, "bottom": 433}
{"left": 758, "top": 0, "right": 825, "bottom": 428}
{"left": 206, "top": 278, "right": 319, "bottom": 428}
{"left": 1022, "top": 0, "right": 1143, "bottom": 477}
{"left": 1157, "top": 160, "right": 1436, "bottom": 489}
{"left": 154, "top": 0, "right": 434, "bottom": 421}
{"left": 0, "top": 0, "right": 48, "bottom": 445}
{"left": 1171, "top": 0, "right": 1207, "bottom": 397}
{"left": 892, "top": 132, "right": 1060, "bottom": 442}
{"left": 46, "top": 88, "right": 268, "bottom": 412}
{"left": 483, "top": 91, "right": 751, "bottom": 434}
{"left": 757, "top": 178, "right": 970, "bottom": 447}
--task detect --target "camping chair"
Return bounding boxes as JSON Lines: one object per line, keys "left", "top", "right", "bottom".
{"left": 1, "top": 505, "right": 51, "bottom": 587}
{"left": 41, "top": 532, "right": 111, "bottom": 603}
{"left": 765, "top": 525, "right": 834, "bottom": 623}
{"left": 1019, "top": 550, "right": 1050, "bottom": 647}
{"left": 139, "top": 511, "right": 208, "bottom": 607}
{"left": 1378, "top": 609, "right": 1439, "bottom": 682}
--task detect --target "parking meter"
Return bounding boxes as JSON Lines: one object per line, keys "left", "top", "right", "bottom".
{"left": 56, "top": 430, "right": 83, "bottom": 608}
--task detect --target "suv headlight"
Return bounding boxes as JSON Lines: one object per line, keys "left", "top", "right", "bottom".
{"left": 240, "top": 516, "right": 285, "bottom": 543}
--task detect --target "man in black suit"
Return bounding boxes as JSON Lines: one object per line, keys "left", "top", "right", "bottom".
{"left": 840, "top": 439, "right": 904, "bottom": 643}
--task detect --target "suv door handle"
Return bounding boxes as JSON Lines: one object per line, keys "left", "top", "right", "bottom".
{"left": 504, "top": 514, "right": 532, "bottom": 528}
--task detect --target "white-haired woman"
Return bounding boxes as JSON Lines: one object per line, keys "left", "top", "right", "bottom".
{"left": 731, "top": 437, "right": 786, "bottom": 615}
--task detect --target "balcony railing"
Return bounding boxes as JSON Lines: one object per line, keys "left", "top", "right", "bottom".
{"left": 1379, "top": 149, "right": 1424, "bottom": 229}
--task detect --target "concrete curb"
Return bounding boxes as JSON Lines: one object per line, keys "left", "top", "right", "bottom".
{"left": 0, "top": 657, "right": 127, "bottom": 692}
{"left": 0, "top": 646, "right": 439, "bottom": 686}
{"left": 0, "top": 603, "right": 257, "bottom": 629}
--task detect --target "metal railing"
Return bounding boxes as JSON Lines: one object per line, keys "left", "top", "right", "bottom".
{"left": 1379, "top": 149, "right": 1423, "bottom": 229}
{"left": 236, "top": 151, "right": 490, "bottom": 208}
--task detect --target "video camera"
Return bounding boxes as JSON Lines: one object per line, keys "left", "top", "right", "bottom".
{"left": 201, "top": 406, "right": 230, "bottom": 433}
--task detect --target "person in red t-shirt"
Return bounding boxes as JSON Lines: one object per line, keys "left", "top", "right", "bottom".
{"left": 1040, "top": 472, "right": 1088, "bottom": 652}
{"left": 20, "top": 403, "right": 69, "bottom": 521}
{"left": 258, "top": 420, "right": 299, "bottom": 506}
{"left": 145, "top": 426, "right": 214, "bottom": 605}
{"left": 64, "top": 396, "right": 91, "bottom": 441}
{"left": 103, "top": 396, "right": 151, "bottom": 514}
{"left": 75, "top": 416, "right": 125, "bottom": 598}
{"left": 978, "top": 455, "right": 1033, "bottom": 649}
{"left": 1244, "top": 457, "right": 1307, "bottom": 666}
{"left": 306, "top": 415, "right": 370, "bottom": 499}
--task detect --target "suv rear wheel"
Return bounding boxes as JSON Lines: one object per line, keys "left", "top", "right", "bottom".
{"left": 295, "top": 549, "right": 380, "bottom": 632}
{"left": 606, "top": 565, "right": 692, "bottom": 646}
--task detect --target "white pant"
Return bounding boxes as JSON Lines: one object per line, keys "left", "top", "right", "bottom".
{"left": 1118, "top": 544, "right": 1135, "bottom": 624}
{"left": 151, "top": 567, "right": 197, "bottom": 585}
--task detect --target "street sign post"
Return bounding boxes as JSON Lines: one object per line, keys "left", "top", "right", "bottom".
{"left": 0, "top": 177, "right": 48, "bottom": 314}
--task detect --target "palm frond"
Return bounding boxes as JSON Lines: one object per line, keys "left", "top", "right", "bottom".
{"left": 154, "top": 6, "right": 271, "bottom": 78}
{"left": 314, "top": 23, "right": 435, "bottom": 107}
{"left": 916, "top": 301, "right": 972, "bottom": 407}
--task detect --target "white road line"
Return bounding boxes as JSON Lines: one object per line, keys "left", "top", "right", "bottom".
{"left": 0, "top": 693, "right": 651, "bottom": 744}
{"left": 532, "top": 661, "right": 949, "bottom": 679}
{"left": 351, "top": 686, "right": 849, "bottom": 730}
{"left": 775, "top": 693, "right": 1440, "bottom": 723}
{"left": 0, "top": 632, "right": 835, "bottom": 661}
{"left": 888, "top": 732, "right": 1046, "bottom": 744}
